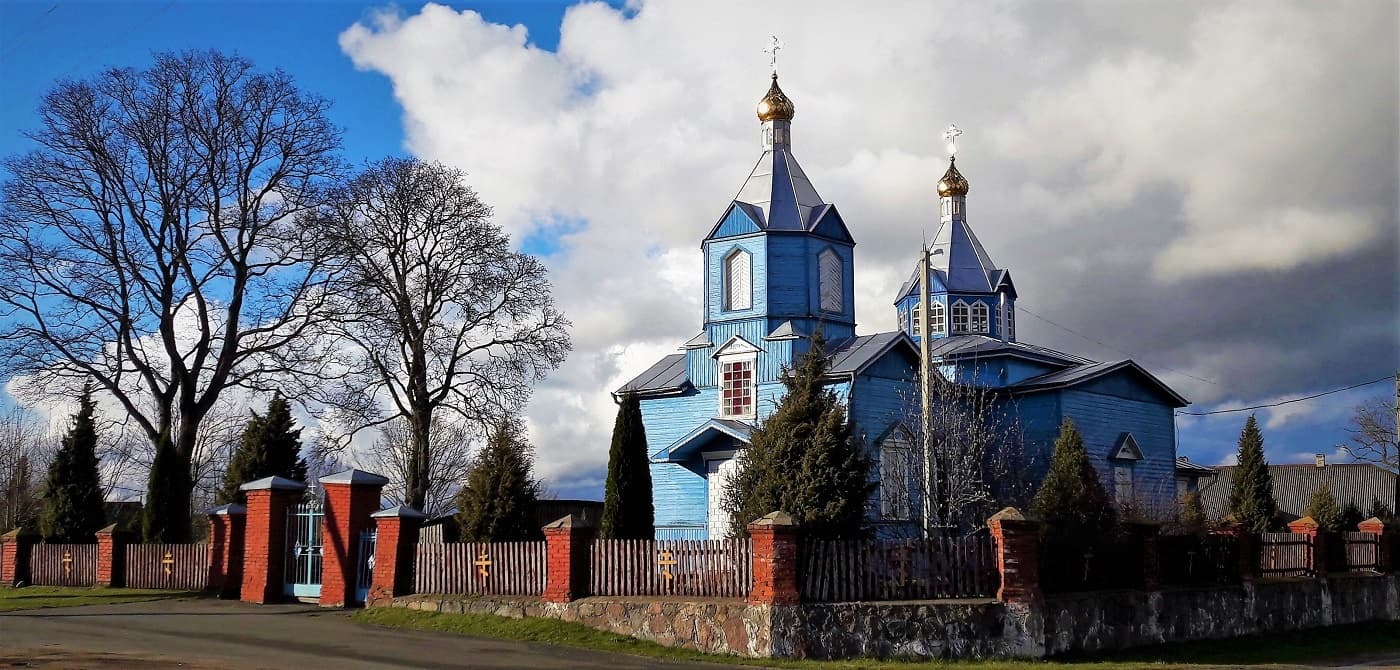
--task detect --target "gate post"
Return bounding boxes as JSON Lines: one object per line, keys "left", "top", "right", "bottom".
{"left": 747, "top": 511, "right": 800, "bottom": 606}
{"left": 988, "top": 507, "right": 1042, "bottom": 604}
{"left": 1, "top": 528, "right": 38, "bottom": 586}
{"left": 369, "top": 506, "right": 426, "bottom": 606}
{"left": 1359, "top": 517, "right": 1390, "bottom": 572}
{"left": 542, "top": 514, "right": 594, "bottom": 603}
{"left": 319, "top": 469, "right": 387, "bottom": 608}
{"left": 239, "top": 476, "right": 306, "bottom": 604}
{"left": 207, "top": 503, "right": 246, "bottom": 598}
{"left": 95, "top": 524, "right": 129, "bottom": 588}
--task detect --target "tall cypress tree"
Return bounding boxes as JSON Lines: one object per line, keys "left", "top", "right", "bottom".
{"left": 41, "top": 385, "right": 107, "bottom": 543}
{"left": 1227, "top": 415, "right": 1278, "bottom": 533}
{"left": 217, "top": 394, "right": 308, "bottom": 504}
{"left": 455, "top": 418, "right": 541, "bottom": 541}
{"left": 600, "top": 392, "right": 654, "bottom": 539}
{"left": 723, "top": 334, "right": 875, "bottom": 540}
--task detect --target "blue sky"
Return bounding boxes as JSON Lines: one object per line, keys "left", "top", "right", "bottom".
{"left": 0, "top": 1, "right": 1394, "bottom": 501}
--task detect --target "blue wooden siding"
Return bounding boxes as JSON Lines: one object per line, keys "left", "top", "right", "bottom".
{"left": 640, "top": 390, "right": 717, "bottom": 458}
{"left": 1001, "top": 392, "right": 1062, "bottom": 480}
{"left": 1060, "top": 388, "right": 1177, "bottom": 515}
{"left": 711, "top": 203, "right": 761, "bottom": 239}
{"left": 1072, "top": 370, "right": 1181, "bottom": 406}
{"left": 652, "top": 461, "right": 707, "bottom": 528}
{"left": 765, "top": 236, "right": 810, "bottom": 320}
{"left": 705, "top": 237, "right": 767, "bottom": 323}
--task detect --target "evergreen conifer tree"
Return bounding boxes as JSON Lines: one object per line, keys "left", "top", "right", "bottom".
{"left": 1367, "top": 496, "right": 1393, "bottom": 523}
{"left": 1030, "top": 418, "right": 1117, "bottom": 540}
{"left": 1304, "top": 480, "right": 1343, "bottom": 532}
{"left": 217, "top": 394, "right": 308, "bottom": 504}
{"left": 1340, "top": 500, "right": 1364, "bottom": 531}
{"left": 599, "top": 392, "right": 654, "bottom": 539}
{"left": 723, "top": 335, "right": 875, "bottom": 540}
{"left": 1227, "top": 415, "right": 1278, "bottom": 533}
{"left": 1179, "top": 490, "right": 1207, "bottom": 536}
{"left": 455, "top": 418, "right": 541, "bottom": 541}
{"left": 40, "top": 386, "right": 106, "bottom": 543}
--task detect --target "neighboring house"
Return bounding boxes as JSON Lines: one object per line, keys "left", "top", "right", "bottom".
{"left": 1198, "top": 455, "right": 1398, "bottom": 523}
{"left": 1175, "top": 456, "right": 1218, "bottom": 500}
{"left": 619, "top": 74, "right": 1190, "bottom": 540}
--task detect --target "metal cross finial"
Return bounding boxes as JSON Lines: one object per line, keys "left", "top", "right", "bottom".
{"left": 943, "top": 123, "right": 964, "bottom": 158}
{"left": 764, "top": 35, "right": 784, "bottom": 75}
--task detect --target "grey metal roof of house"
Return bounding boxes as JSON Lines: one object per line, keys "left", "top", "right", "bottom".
{"left": 1175, "top": 456, "right": 1218, "bottom": 477}
{"left": 1198, "top": 463, "right": 1397, "bottom": 522}
{"left": 922, "top": 334, "right": 1091, "bottom": 367}
{"left": 825, "top": 331, "right": 916, "bottom": 376}
{"left": 732, "top": 148, "right": 826, "bottom": 231}
{"left": 1009, "top": 359, "right": 1189, "bottom": 407}
{"left": 617, "top": 353, "right": 689, "bottom": 395}
{"left": 683, "top": 331, "right": 712, "bottom": 349}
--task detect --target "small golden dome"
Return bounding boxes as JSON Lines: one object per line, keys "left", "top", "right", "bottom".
{"left": 936, "top": 157, "right": 969, "bottom": 197}
{"left": 756, "top": 74, "right": 795, "bottom": 122}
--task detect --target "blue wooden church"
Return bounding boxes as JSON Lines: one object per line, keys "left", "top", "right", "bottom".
{"left": 618, "top": 74, "right": 1189, "bottom": 539}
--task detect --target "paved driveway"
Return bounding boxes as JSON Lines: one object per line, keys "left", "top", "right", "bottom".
{"left": 0, "top": 597, "right": 718, "bottom": 669}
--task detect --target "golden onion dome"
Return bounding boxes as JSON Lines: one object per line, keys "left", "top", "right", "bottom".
{"left": 936, "top": 157, "right": 969, "bottom": 197}
{"left": 756, "top": 74, "right": 795, "bottom": 122}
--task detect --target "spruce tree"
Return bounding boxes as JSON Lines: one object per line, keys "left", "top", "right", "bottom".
{"left": 217, "top": 394, "right": 308, "bottom": 504}
{"left": 723, "top": 335, "right": 875, "bottom": 540}
{"left": 1340, "top": 500, "right": 1364, "bottom": 531}
{"left": 40, "top": 386, "right": 107, "bottom": 543}
{"left": 1030, "top": 418, "right": 1117, "bottom": 543}
{"left": 1179, "top": 490, "right": 1207, "bottom": 536}
{"left": 1304, "top": 480, "right": 1343, "bottom": 532}
{"left": 599, "top": 392, "right": 654, "bottom": 539}
{"left": 456, "top": 418, "right": 542, "bottom": 541}
{"left": 1227, "top": 415, "right": 1278, "bottom": 533}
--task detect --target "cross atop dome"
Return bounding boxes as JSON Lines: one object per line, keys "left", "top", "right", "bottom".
{"left": 937, "top": 122, "right": 969, "bottom": 198}
{"left": 763, "top": 35, "right": 784, "bottom": 75}
{"left": 943, "top": 123, "right": 963, "bottom": 158}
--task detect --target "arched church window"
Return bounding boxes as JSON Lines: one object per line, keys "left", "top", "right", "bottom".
{"left": 1008, "top": 308, "right": 1015, "bottom": 340}
{"left": 951, "top": 301, "right": 970, "bottom": 334}
{"left": 819, "top": 249, "right": 842, "bottom": 313}
{"left": 879, "top": 433, "right": 913, "bottom": 520}
{"left": 929, "top": 300, "right": 945, "bottom": 334}
{"left": 971, "top": 303, "right": 989, "bottom": 333}
{"left": 910, "top": 304, "right": 920, "bottom": 336}
{"left": 724, "top": 249, "right": 751, "bottom": 311}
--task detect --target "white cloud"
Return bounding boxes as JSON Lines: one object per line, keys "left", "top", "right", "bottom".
{"left": 339, "top": 0, "right": 1397, "bottom": 491}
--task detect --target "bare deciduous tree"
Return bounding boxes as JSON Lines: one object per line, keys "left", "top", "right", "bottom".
{"left": 310, "top": 158, "right": 570, "bottom": 510}
{"left": 1341, "top": 390, "right": 1398, "bottom": 472}
{"left": 0, "top": 51, "right": 343, "bottom": 541}
{"left": 0, "top": 408, "right": 50, "bottom": 531}
{"left": 358, "top": 417, "right": 475, "bottom": 516}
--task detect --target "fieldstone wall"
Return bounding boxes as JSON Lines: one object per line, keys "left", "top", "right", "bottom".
{"left": 386, "top": 574, "right": 1399, "bottom": 660}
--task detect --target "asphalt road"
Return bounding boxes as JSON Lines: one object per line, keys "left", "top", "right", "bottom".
{"left": 0, "top": 597, "right": 720, "bottom": 669}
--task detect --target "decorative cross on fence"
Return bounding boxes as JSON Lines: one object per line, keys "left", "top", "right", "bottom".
{"left": 162, "top": 551, "right": 175, "bottom": 576}
{"left": 475, "top": 551, "right": 491, "bottom": 579}
{"left": 657, "top": 549, "right": 678, "bottom": 582}
{"left": 892, "top": 545, "right": 913, "bottom": 586}
{"left": 62, "top": 551, "right": 73, "bottom": 576}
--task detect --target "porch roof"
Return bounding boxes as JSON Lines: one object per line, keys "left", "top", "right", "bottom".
{"left": 652, "top": 418, "right": 753, "bottom": 462}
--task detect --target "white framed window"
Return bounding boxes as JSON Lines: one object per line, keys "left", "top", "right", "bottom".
{"left": 1114, "top": 463, "right": 1134, "bottom": 504}
{"left": 899, "top": 308, "right": 909, "bottom": 333}
{"left": 951, "top": 300, "right": 970, "bottom": 333}
{"left": 879, "top": 436, "right": 912, "bottom": 520}
{"left": 971, "top": 303, "right": 989, "bottom": 333}
{"left": 910, "top": 304, "right": 920, "bottom": 336}
{"left": 1007, "top": 309, "right": 1015, "bottom": 340}
{"left": 724, "top": 249, "right": 751, "bottom": 311}
{"left": 819, "top": 249, "right": 842, "bottom": 313}
{"left": 929, "top": 300, "right": 945, "bottom": 334}
{"left": 719, "top": 355, "right": 756, "bottom": 418}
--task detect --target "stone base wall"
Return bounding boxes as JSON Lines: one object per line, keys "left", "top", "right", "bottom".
{"left": 385, "top": 574, "right": 1400, "bottom": 660}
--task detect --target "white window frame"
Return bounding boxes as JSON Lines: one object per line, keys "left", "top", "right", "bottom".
{"left": 1114, "top": 463, "right": 1134, "bottom": 505}
{"left": 910, "top": 304, "right": 921, "bottom": 336}
{"left": 723, "top": 248, "right": 752, "bottom": 311}
{"left": 950, "top": 300, "right": 970, "bottom": 334}
{"left": 971, "top": 302, "right": 989, "bottom": 334}
{"left": 717, "top": 352, "right": 757, "bottom": 419}
{"left": 818, "top": 249, "right": 842, "bottom": 313}
{"left": 929, "top": 300, "right": 945, "bottom": 334}
{"left": 879, "top": 435, "right": 913, "bottom": 520}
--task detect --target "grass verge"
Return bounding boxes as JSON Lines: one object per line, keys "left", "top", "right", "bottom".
{"left": 352, "top": 607, "right": 1400, "bottom": 668}
{"left": 0, "top": 585, "right": 193, "bottom": 612}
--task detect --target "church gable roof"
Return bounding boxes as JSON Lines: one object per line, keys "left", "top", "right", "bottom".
{"left": 654, "top": 418, "right": 753, "bottom": 461}
{"left": 707, "top": 149, "right": 841, "bottom": 243}
{"left": 825, "top": 331, "right": 920, "bottom": 377}
{"left": 616, "top": 353, "right": 690, "bottom": 397}
{"left": 924, "top": 334, "right": 1090, "bottom": 368}
{"left": 891, "top": 219, "right": 1007, "bottom": 302}
{"left": 1009, "top": 359, "right": 1189, "bottom": 407}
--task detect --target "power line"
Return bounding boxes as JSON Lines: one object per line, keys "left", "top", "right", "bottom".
{"left": 1016, "top": 305, "right": 1221, "bottom": 387}
{"left": 1176, "top": 375, "right": 1393, "bottom": 416}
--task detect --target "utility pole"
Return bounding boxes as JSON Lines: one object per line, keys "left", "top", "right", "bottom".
{"left": 919, "top": 245, "right": 934, "bottom": 537}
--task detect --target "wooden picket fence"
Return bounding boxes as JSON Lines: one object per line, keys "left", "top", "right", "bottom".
{"left": 1343, "top": 532, "right": 1381, "bottom": 572}
{"left": 1258, "top": 532, "right": 1312, "bottom": 578}
{"left": 125, "top": 544, "right": 209, "bottom": 590}
{"left": 29, "top": 544, "right": 97, "bottom": 586}
{"left": 799, "top": 536, "right": 996, "bottom": 602}
{"left": 589, "top": 539, "right": 752, "bottom": 598}
{"left": 414, "top": 541, "right": 547, "bottom": 596}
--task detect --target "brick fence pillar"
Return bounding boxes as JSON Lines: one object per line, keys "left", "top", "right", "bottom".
{"left": 988, "top": 507, "right": 1042, "bottom": 604}
{"left": 319, "top": 469, "right": 388, "bottom": 608}
{"left": 207, "top": 503, "right": 246, "bottom": 598}
{"left": 748, "top": 511, "right": 799, "bottom": 606}
{"left": 368, "top": 505, "right": 426, "bottom": 606}
{"left": 1288, "top": 516, "right": 1327, "bottom": 578}
{"left": 542, "top": 514, "right": 594, "bottom": 603}
{"left": 95, "top": 524, "right": 129, "bottom": 588}
{"left": 1, "top": 527, "right": 38, "bottom": 586}
{"left": 239, "top": 476, "right": 306, "bottom": 604}
{"left": 1358, "top": 517, "right": 1390, "bottom": 572}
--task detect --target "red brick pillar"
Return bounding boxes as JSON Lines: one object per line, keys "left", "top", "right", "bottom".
{"left": 747, "top": 511, "right": 799, "bottom": 606}
{"left": 368, "top": 506, "right": 426, "bottom": 606}
{"left": 1, "top": 528, "right": 37, "bottom": 586}
{"left": 207, "top": 503, "right": 246, "bottom": 598}
{"left": 95, "top": 524, "right": 128, "bottom": 588}
{"left": 988, "top": 507, "right": 1042, "bottom": 604}
{"left": 1288, "top": 516, "right": 1327, "bottom": 578}
{"left": 1359, "top": 517, "right": 1390, "bottom": 572}
{"left": 239, "top": 476, "right": 306, "bottom": 604}
{"left": 319, "top": 469, "right": 387, "bottom": 607}
{"left": 542, "top": 514, "right": 594, "bottom": 603}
